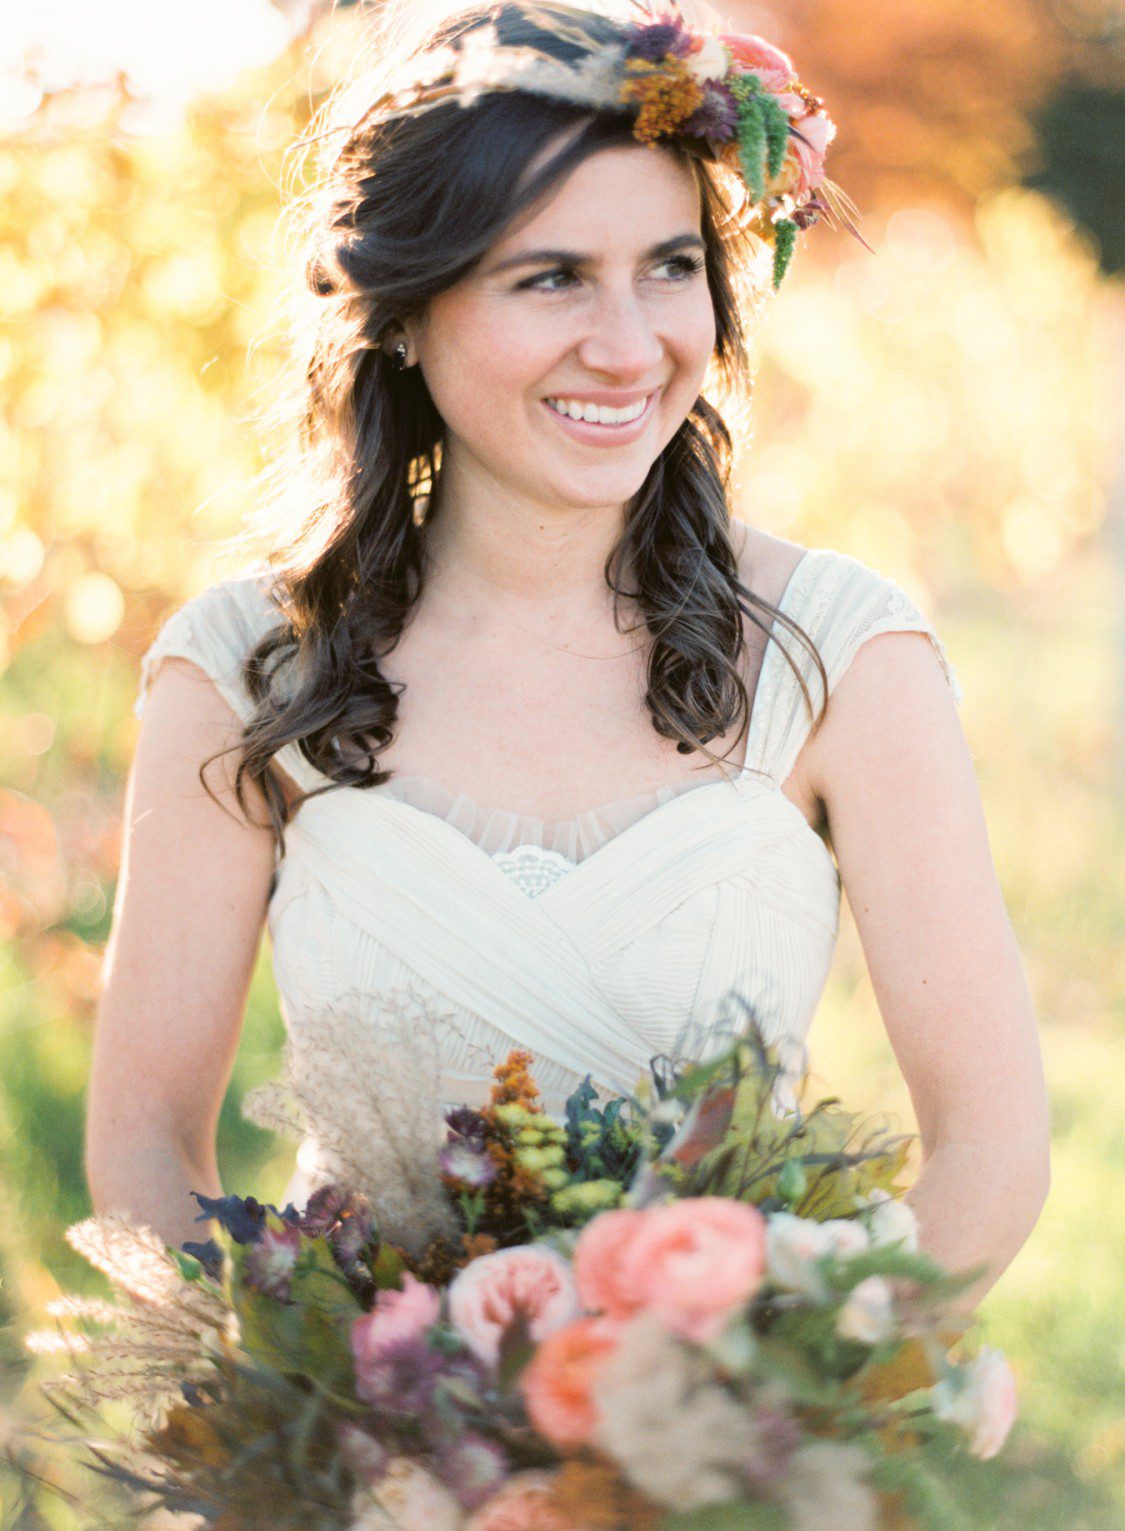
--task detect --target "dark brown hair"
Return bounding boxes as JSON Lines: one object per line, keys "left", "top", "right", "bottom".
{"left": 205, "top": 2, "right": 827, "bottom": 868}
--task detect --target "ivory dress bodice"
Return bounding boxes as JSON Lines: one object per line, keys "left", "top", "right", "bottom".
{"left": 133, "top": 545, "right": 963, "bottom": 1207}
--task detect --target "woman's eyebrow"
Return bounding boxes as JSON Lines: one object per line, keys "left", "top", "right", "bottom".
{"left": 486, "top": 233, "right": 705, "bottom": 274}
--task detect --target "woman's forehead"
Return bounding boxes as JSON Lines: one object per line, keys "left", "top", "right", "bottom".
{"left": 498, "top": 142, "right": 703, "bottom": 250}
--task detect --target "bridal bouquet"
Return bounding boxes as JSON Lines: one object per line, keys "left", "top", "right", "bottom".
{"left": 21, "top": 992, "right": 1020, "bottom": 1530}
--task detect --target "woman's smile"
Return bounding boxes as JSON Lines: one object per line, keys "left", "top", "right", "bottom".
{"left": 539, "top": 387, "right": 661, "bottom": 446}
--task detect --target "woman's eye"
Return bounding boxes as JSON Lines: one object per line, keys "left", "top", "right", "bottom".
{"left": 519, "top": 254, "right": 704, "bottom": 293}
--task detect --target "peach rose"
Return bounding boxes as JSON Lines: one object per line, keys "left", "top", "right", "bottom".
{"left": 720, "top": 32, "right": 795, "bottom": 93}
{"left": 519, "top": 1315, "right": 621, "bottom": 1449}
{"left": 466, "top": 1471, "right": 572, "bottom": 1531}
{"left": 448, "top": 1245, "right": 580, "bottom": 1370}
{"left": 574, "top": 1198, "right": 767, "bottom": 1344}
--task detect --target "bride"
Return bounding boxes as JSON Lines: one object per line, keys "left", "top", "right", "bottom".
{"left": 85, "top": 0, "right": 1049, "bottom": 1319}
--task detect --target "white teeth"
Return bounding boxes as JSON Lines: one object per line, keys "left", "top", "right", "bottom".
{"left": 546, "top": 394, "right": 649, "bottom": 425}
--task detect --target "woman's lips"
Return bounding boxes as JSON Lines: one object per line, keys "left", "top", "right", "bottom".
{"left": 540, "top": 390, "right": 658, "bottom": 446}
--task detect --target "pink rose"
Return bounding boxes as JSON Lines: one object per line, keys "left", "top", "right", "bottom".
{"left": 778, "top": 109, "right": 836, "bottom": 200}
{"left": 574, "top": 1198, "right": 767, "bottom": 1344}
{"left": 720, "top": 32, "right": 795, "bottom": 93}
{"left": 448, "top": 1245, "right": 580, "bottom": 1370}
{"left": 466, "top": 1471, "right": 572, "bottom": 1531}
{"left": 570, "top": 1207, "right": 647, "bottom": 1320}
{"left": 932, "top": 1346, "right": 1019, "bottom": 1460}
{"left": 351, "top": 1272, "right": 441, "bottom": 1361}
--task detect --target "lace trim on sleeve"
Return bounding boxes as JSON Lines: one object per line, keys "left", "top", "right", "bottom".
{"left": 749, "top": 552, "right": 965, "bottom": 789}
{"left": 834, "top": 578, "right": 965, "bottom": 705}
{"left": 133, "top": 573, "right": 277, "bottom": 724}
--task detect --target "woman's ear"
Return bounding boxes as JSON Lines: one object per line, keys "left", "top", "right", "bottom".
{"left": 382, "top": 316, "right": 423, "bottom": 367}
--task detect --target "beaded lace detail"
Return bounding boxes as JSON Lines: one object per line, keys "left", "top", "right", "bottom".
{"left": 489, "top": 844, "right": 579, "bottom": 896}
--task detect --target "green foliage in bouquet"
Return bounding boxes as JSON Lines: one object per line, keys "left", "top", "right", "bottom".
{"left": 632, "top": 1021, "right": 915, "bottom": 1217}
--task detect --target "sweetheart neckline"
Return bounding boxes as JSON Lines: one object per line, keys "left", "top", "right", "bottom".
{"left": 326, "top": 767, "right": 838, "bottom": 903}
{"left": 274, "top": 545, "right": 828, "bottom": 855}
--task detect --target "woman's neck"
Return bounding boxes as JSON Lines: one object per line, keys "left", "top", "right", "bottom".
{"left": 418, "top": 490, "right": 635, "bottom": 626}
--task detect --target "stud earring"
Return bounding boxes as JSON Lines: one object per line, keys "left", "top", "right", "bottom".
{"left": 390, "top": 341, "right": 409, "bottom": 371}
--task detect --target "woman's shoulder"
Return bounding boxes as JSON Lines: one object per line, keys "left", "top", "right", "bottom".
{"left": 733, "top": 525, "right": 948, "bottom": 628}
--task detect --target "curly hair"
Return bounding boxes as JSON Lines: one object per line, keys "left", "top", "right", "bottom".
{"left": 203, "top": 2, "right": 827, "bottom": 869}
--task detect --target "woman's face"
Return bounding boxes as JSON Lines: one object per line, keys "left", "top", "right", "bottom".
{"left": 406, "top": 139, "right": 717, "bottom": 519}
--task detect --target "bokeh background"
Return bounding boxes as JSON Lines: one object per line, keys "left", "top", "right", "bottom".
{"left": 0, "top": 0, "right": 1121, "bottom": 1524}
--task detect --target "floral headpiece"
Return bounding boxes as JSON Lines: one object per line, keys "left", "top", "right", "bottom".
{"left": 355, "top": 1, "right": 864, "bottom": 291}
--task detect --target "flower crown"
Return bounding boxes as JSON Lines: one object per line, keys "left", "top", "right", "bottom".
{"left": 356, "top": 1, "right": 865, "bottom": 292}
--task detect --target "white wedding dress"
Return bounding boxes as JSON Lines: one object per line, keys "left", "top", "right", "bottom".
{"left": 133, "top": 546, "right": 963, "bottom": 1209}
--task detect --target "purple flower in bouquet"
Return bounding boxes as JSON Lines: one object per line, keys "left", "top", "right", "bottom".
{"left": 352, "top": 1274, "right": 448, "bottom": 1414}
{"left": 446, "top": 1106, "right": 488, "bottom": 1144}
{"left": 741, "top": 1402, "right": 803, "bottom": 1491}
{"left": 297, "top": 1183, "right": 367, "bottom": 1238}
{"left": 436, "top": 1431, "right": 509, "bottom": 1511}
{"left": 682, "top": 79, "right": 739, "bottom": 142}
{"left": 243, "top": 1219, "right": 302, "bottom": 1303}
{"left": 440, "top": 1138, "right": 498, "bottom": 1189}
{"left": 328, "top": 1206, "right": 378, "bottom": 1268}
{"left": 355, "top": 1331, "right": 448, "bottom": 1416}
{"left": 190, "top": 1191, "right": 297, "bottom": 1244}
{"left": 626, "top": 17, "right": 695, "bottom": 61}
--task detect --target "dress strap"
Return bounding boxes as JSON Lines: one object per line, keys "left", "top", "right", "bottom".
{"left": 134, "top": 564, "right": 281, "bottom": 725}
{"left": 743, "top": 549, "right": 964, "bottom": 789}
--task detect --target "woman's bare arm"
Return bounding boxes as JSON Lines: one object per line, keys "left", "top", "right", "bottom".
{"left": 806, "top": 629, "right": 1051, "bottom": 1315}
{"left": 86, "top": 656, "right": 278, "bottom": 1253}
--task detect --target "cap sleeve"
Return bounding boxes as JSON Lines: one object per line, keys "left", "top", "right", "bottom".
{"left": 133, "top": 568, "right": 282, "bottom": 724}
{"left": 747, "top": 549, "right": 964, "bottom": 788}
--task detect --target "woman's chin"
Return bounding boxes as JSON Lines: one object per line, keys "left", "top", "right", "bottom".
{"left": 530, "top": 462, "right": 656, "bottom": 512}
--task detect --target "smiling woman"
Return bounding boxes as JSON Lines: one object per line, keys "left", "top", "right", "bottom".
{"left": 90, "top": 0, "right": 1048, "bottom": 1332}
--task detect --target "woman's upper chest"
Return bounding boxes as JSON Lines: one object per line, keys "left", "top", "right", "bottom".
{"left": 364, "top": 595, "right": 769, "bottom": 823}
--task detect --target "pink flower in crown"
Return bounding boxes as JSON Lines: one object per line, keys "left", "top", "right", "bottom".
{"left": 775, "top": 109, "right": 837, "bottom": 200}
{"left": 720, "top": 32, "right": 796, "bottom": 93}
{"left": 447, "top": 1245, "right": 581, "bottom": 1370}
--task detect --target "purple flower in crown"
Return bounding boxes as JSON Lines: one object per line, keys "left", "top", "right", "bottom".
{"left": 791, "top": 195, "right": 830, "bottom": 230}
{"left": 625, "top": 15, "right": 696, "bottom": 62}
{"left": 682, "top": 79, "right": 740, "bottom": 142}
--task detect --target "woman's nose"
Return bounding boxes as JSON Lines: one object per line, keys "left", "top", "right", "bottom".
{"left": 576, "top": 289, "right": 665, "bottom": 378}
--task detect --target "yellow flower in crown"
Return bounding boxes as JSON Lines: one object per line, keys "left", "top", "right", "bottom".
{"left": 619, "top": 54, "right": 704, "bottom": 145}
